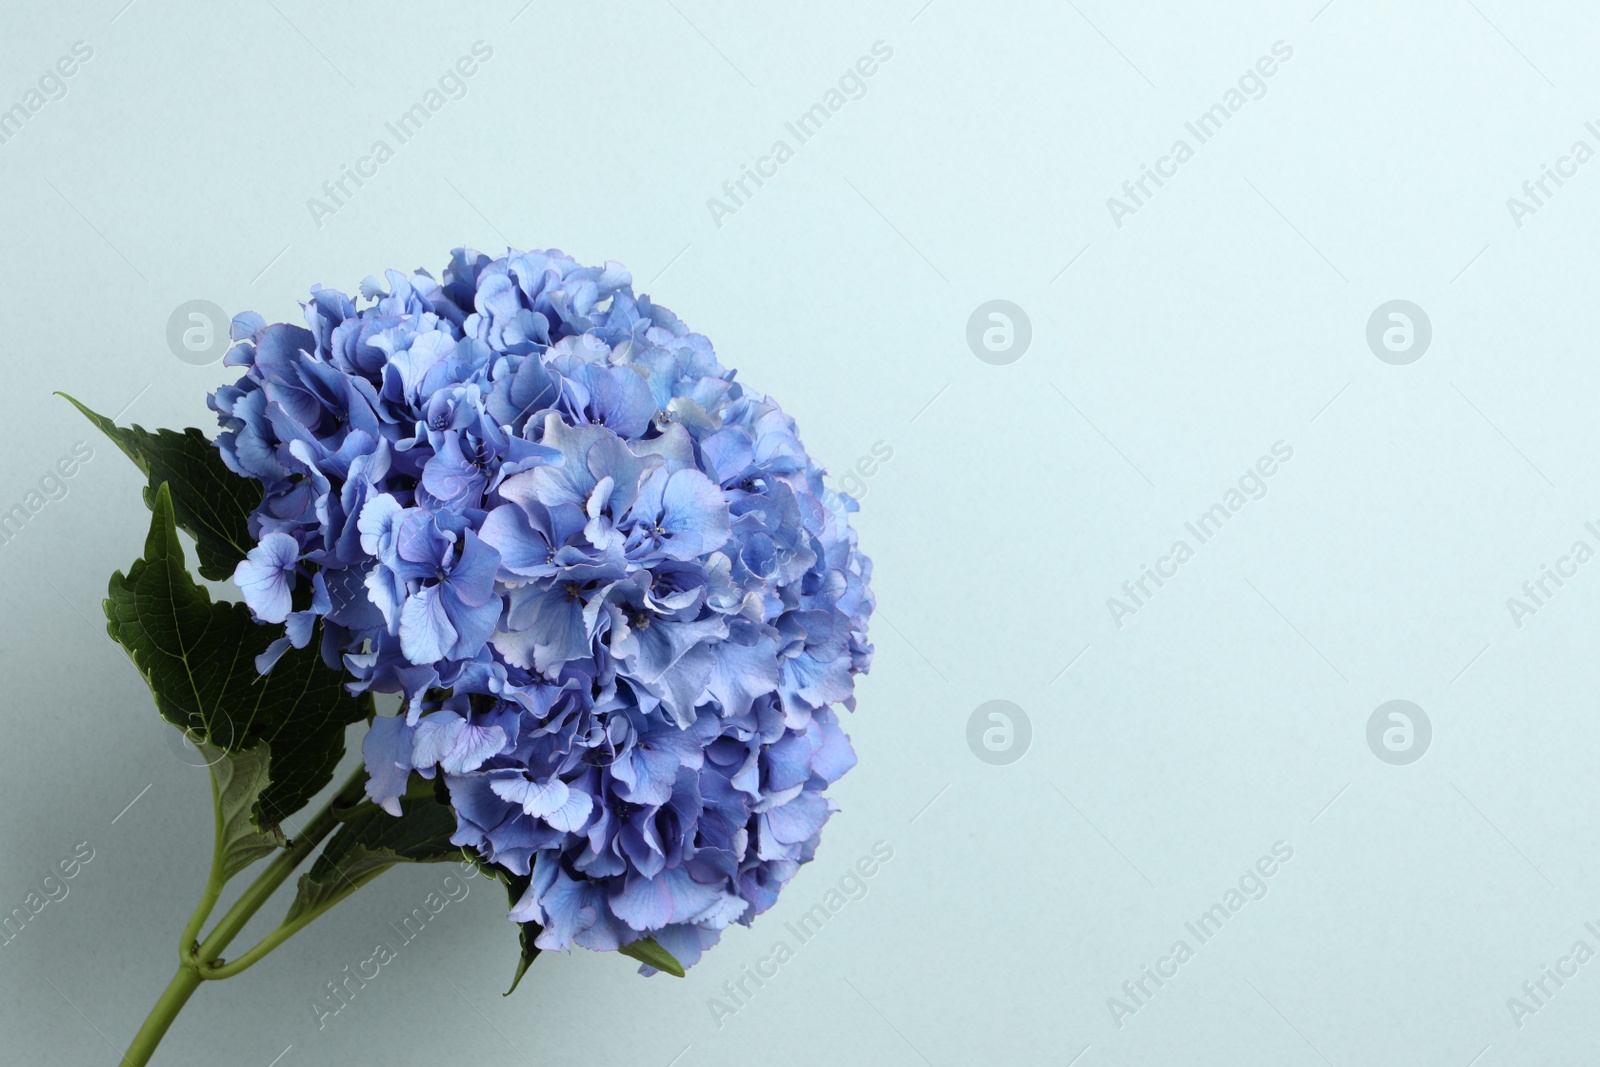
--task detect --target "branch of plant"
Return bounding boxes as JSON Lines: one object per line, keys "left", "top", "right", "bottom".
{"left": 182, "top": 765, "right": 369, "bottom": 977}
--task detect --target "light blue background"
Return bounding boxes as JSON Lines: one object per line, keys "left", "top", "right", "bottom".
{"left": 3, "top": 1, "right": 1598, "bottom": 1064}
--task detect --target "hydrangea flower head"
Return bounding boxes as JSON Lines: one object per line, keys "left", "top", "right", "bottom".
{"left": 210, "top": 247, "right": 874, "bottom": 970}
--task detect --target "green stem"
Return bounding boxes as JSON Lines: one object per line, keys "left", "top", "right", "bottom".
{"left": 120, "top": 767, "right": 366, "bottom": 1067}
{"left": 119, "top": 967, "right": 204, "bottom": 1067}
{"left": 198, "top": 865, "right": 388, "bottom": 979}
{"left": 177, "top": 764, "right": 229, "bottom": 963}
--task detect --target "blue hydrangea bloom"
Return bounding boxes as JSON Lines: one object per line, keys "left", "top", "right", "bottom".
{"left": 210, "top": 248, "right": 874, "bottom": 971}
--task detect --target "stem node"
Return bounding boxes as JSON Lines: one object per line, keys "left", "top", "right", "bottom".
{"left": 122, "top": 765, "right": 369, "bottom": 1066}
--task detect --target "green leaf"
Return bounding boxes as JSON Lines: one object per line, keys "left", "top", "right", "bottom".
{"left": 202, "top": 742, "right": 286, "bottom": 880}
{"left": 485, "top": 866, "right": 544, "bottom": 996}
{"left": 619, "top": 938, "right": 686, "bottom": 978}
{"left": 285, "top": 794, "right": 462, "bottom": 923}
{"left": 105, "top": 484, "right": 371, "bottom": 831}
{"left": 59, "top": 392, "right": 258, "bottom": 581}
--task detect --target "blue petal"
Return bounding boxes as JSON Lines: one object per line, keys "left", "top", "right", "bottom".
{"left": 400, "top": 584, "right": 457, "bottom": 665}
{"left": 421, "top": 433, "right": 488, "bottom": 512}
{"left": 706, "top": 636, "right": 778, "bottom": 719}
{"left": 478, "top": 504, "right": 553, "bottom": 578}
{"left": 234, "top": 533, "right": 299, "bottom": 624}
{"left": 809, "top": 711, "right": 858, "bottom": 784}
{"left": 362, "top": 715, "right": 415, "bottom": 817}
{"left": 764, "top": 791, "right": 829, "bottom": 845}
{"left": 448, "top": 530, "right": 501, "bottom": 607}
{"left": 659, "top": 469, "right": 731, "bottom": 560}
{"left": 255, "top": 636, "right": 293, "bottom": 675}
{"left": 610, "top": 868, "right": 723, "bottom": 932}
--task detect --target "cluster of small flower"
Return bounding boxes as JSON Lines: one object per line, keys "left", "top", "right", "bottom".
{"left": 213, "top": 247, "right": 873, "bottom": 970}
